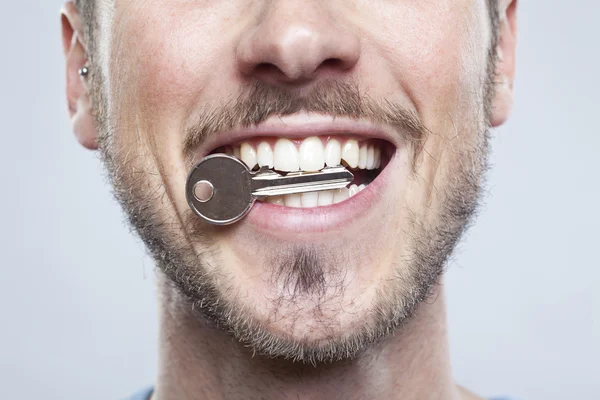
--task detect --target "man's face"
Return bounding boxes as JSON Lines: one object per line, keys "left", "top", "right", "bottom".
{"left": 69, "top": 0, "right": 513, "bottom": 363}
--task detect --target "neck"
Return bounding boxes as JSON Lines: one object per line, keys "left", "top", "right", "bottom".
{"left": 153, "top": 273, "right": 461, "bottom": 400}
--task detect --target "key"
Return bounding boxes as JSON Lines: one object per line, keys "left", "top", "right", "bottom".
{"left": 186, "top": 154, "right": 354, "bottom": 225}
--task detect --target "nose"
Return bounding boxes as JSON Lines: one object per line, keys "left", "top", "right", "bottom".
{"left": 236, "top": 1, "right": 360, "bottom": 85}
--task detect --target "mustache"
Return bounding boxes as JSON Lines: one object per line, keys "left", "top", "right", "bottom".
{"left": 182, "top": 80, "right": 426, "bottom": 162}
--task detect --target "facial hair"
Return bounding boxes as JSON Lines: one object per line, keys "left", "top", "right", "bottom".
{"left": 93, "top": 58, "right": 495, "bottom": 363}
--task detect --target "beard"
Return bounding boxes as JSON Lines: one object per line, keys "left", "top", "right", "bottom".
{"left": 92, "top": 59, "right": 495, "bottom": 363}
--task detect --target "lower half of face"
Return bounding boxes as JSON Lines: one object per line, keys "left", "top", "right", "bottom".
{"left": 96, "top": 0, "right": 494, "bottom": 363}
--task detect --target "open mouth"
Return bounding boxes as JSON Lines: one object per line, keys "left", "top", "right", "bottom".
{"left": 209, "top": 136, "right": 395, "bottom": 208}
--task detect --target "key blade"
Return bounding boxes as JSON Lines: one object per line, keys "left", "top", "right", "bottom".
{"left": 251, "top": 166, "right": 354, "bottom": 197}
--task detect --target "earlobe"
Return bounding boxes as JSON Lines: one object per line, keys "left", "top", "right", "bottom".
{"left": 490, "top": 0, "right": 518, "bottom": 127}
{"left": 61, "top": 2, "right": 98, "bottom": 150}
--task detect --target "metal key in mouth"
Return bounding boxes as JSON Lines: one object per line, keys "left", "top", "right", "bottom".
{"left": 186, "top": 154, "right": 354, "bottom": 225}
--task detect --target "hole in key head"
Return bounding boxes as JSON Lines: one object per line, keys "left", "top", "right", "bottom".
{"left": 193, "top": 180, "right": 214, "bottom": 202}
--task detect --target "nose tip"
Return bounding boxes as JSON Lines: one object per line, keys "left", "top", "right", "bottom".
{"left": 270, "top": 26, "right": 335, "bottom": 81}
{"left": 236, "top": 8, "right": 360, "bottom": 85}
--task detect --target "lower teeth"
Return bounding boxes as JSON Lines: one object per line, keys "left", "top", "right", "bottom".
{"left": 261, "top": 184, "right": 366, "bottom": 208}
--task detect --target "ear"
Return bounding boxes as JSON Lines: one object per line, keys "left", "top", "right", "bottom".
{"left": 490, "top": 0, "right": 518, "bottom": 127}
{"left": 61, "top": 1, "right": 98, "bottom": 150}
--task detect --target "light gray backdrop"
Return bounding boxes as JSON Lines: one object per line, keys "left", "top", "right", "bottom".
{"left": 1, "top": 1, "right": 598, "bottom": 399}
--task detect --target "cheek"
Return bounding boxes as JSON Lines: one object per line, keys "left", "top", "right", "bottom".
{"left": 106, "top": 2, "right": 234, "bottom": 218}
{"left": 118, "top": 13, "right": 197, "bottom": 113}
{"left": 107, "top": 1, "right": 247, "bottom": 194}
{"left": 110, "top": 1, "right": 243, "bottom": 119}
{"left": 378, "top": 1, "right": 489, "bottom": 114}
{"left": 373, "top": 1, "right": 490, "bottom": 216}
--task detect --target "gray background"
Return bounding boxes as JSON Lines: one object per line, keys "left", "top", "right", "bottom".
{"left": 1, "top": 1, "right": 598, "bottom": 399}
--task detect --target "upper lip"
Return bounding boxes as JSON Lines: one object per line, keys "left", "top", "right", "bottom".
{"left": 195, "top": 113, "right": 401, "bottom": 160}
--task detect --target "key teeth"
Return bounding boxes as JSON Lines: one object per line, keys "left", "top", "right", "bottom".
{"left": 257, "top": 165, "right": 349, "bottom": 177}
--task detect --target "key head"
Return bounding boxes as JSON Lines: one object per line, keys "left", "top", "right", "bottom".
{"left": 186, "top": 154, "right": 254, "bottom": 225}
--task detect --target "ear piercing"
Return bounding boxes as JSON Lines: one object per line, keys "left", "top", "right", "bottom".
{"left": 78, "top": 66, "right": 89, "bottom": 77}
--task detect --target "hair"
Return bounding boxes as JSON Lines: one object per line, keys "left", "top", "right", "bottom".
{"left": 74, "top": 0, "right": 97, "bottom": 60}
{"left": 74, "top": 0, "right": 500, "bottom": 56}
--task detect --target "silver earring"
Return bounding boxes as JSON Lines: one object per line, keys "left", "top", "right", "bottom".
{"left": 78, "top": 66, "right": 89, "bottom": 77}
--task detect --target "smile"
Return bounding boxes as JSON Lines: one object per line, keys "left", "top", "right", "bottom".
{"left": 193, "top": 115, "right": 404, "bottom": 233}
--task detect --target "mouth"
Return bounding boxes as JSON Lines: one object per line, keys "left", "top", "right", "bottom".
{"left": 195, "top": 115, "right": 401, "bottom": 232}
{"left": 209, "top": 136, "right": 394, "bottom": 207}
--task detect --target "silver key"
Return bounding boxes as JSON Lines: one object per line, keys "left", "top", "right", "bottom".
{"left": 186, "top": 154, "right": 354, "bottom": 225}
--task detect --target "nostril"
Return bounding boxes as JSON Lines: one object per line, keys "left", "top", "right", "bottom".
{"left": 253, "top": 62, "right": 289, "bottom": 81}
{"left": 255, "top": 63, "right": 279, "bottom": 75}
{"left": 319, "top": 58, "right": 345, "bottom": 70}
{"left": 252, "top": 58, "right": 348, "bottom": 82}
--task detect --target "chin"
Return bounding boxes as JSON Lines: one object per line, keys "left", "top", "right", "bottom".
{"left": 194, "top": 253, "right": 426, "bottom": 365}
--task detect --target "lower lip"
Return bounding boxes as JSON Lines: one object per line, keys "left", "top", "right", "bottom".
{"left": 245, "top": 153, "right": 398, "bottom": 234}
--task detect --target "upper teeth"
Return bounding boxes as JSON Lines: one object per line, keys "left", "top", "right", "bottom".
{"left": 240, "top": 142, "right": 257, "bottom": 170}
{"left": 299, "top": 137, "right": 326, "bottom": 172}
{"left": 324, "top": 139, "right": 342, "bottom": 167}
{"left": 273, "top": 138, "right": 301, "bottom": 172}
{"left": 230, "top": 136, "right": 381, "bottom": 172}
{"left": 341, "top": 140, "right": 359, "bottom": 168}
{"left": 256, "top": 141, "right": 274, "bottom": 168}
{"left": 222, "top": 136, "right": 384, "bottom": 208}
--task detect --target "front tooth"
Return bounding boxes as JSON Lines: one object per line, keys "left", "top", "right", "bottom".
{"left": 301, "top": 192, "right": 319, "bottom": 207}
{"left": 358, "top": 144, "right": 368, "bottom": 169}
{"left": 317, "top": 190, "right": 335, "bottom": 206}
{"left": 348, "top": 184, "right": 359, "bottom": 197}
{"left": 299, "top": 136, "right": 325, "bottom": 172}
{"left": 284, "top": 193, "right": 302, "bottom": 207}
{"left": 358, "top": 184, "right": 366, "bottom": 191}
{"left": 233, "top": 146, "right": 241, "bottom": 160}
{"left": 324, "top": 139, "right": 342, "bottom": 167}
{"left": 333, "top": 188, "right": 350, "bottom": 204}
{"left": 374, "top": 147, "right": 381, "bottom": 169}
{"left": 366, "top": 144, "right": 375, "bottom": 170}
{"left": 274, "top": 138, "right": 299, "bottom": 171}
{"left": 257, "top": 142, "right": 274, "bottom": 168}
{"left": 341, "top": 140, "right": 359, "bottom": 168}
{"left": 266, "top": 196, "right": 284, "bottom": 205}
{"left": 240, "top": 142, "right": 257, "bottom": 169}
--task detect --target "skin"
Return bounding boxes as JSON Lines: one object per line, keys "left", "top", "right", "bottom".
{"left": 61, "top": 0, "right": 517, "bottom": 399}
